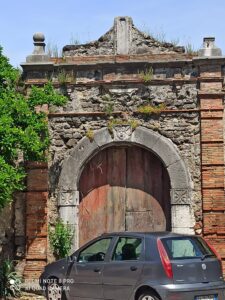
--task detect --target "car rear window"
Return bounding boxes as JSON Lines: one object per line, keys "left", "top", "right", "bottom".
{"left": 161, "top": 237, "right": 216, "bottom": 260}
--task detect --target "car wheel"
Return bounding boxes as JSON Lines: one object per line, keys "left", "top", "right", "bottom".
{"left": 46, "top": 280, "right": 66, "bottom": 300}
{"left": 138, "top": 292, "right": 160, "bottom": 300}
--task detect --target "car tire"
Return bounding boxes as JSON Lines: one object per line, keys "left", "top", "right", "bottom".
{"left": 46, "top": 280, "right": 66, "bottom": 300}
{"left": 138, "top": 291, "right": 160, "bottom": 300}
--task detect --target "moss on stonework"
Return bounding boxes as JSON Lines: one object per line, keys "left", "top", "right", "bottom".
{"left": 86, "top": 129, "right": 94, "bottom": 141}
{"left": 137, "top": 103, "right": 166, "bottom": 114}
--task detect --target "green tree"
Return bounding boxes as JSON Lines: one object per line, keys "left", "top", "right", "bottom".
{"left": 0, "top": 46, "right": 67, "bottom": 209}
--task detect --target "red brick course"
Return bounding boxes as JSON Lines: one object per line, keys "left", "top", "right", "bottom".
{"left": 202, "top": 166, "right": 224, "bottom": 188}
{"left": 201, "top": 143, "right": 224, "bottom": 165}
{"left": 200, "top": 81, "right": 222, "bottom": 91}
{"left": 23, "top": 260, "right": 47, "bottom": 279}
{"left": 203, "top": 213, "right": 225, "bottom": 234}
{"left": 200, "top": 97, "right": 223, "bottom": 109}
{"left": 201, "top": 119, "right": 223, "bottom": 142}
{"left": 203, "top": 189, "right": 225, "bottom": 211}
{"left": 199, "top": 65, "right": 222, "bottom": 78}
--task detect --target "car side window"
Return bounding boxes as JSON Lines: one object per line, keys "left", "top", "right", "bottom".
{"left": 78, "top": 238, "right": 112, "bottom": 263}
{"left": 112, "top": 237, "right": 142, "bottom": 261}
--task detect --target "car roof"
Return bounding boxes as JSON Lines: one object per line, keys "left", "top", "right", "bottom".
{"left": 100, "top": 231, "right": 191, "bottom": 239}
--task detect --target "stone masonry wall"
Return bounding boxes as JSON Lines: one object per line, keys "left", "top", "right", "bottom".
{"left": 52, "top": 82, "right": 197, "bottom": 113}
{"left": 48, "top": 75, "right": 201, "bottom": 239}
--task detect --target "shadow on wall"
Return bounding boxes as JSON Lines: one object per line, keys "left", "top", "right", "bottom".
{"left": 0, "top": 205, "right": 15, "bottom": 262}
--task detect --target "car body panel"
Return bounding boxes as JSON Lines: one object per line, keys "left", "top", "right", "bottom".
{"left": 171, "top": 258, "right": 222, "bottom": 284}
{"left": 103, "top": 260, "right": 143, "bottom": 300}
{"left": 148, "top": 282, "right": 225, "bottom": 300}
{"left": 67, "top": 262, "right": 104, "bottom": 299}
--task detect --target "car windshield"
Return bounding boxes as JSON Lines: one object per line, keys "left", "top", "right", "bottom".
{"left": 161, "top": 237, "right": 216, "bottom": 260}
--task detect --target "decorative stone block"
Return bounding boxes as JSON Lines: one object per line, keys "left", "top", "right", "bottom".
{"left": 171, "top": 189, "right": 190, "bottom": 205}
{"left": 58, "top": 191, "right": 79, "bottom": 206}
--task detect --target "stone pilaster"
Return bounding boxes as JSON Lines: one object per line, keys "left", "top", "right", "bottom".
{"left": 58, "top": 191, "right": 79, "bottom": 250}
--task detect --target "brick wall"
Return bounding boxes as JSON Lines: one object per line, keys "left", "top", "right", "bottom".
{"left": 23, "top": 162, "right": 48, "bottom": 279}
{"left": 199, "top": 63, "right": 225, "bottom": 274}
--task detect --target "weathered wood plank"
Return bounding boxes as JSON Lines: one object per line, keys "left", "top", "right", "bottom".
{"left": 79, "top": 150, "right": 108, "bottom": 246}
{"left": 106, "top": 147, "right": 126, "bottom": 233}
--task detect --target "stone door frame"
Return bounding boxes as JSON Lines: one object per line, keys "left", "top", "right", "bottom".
{"left": 58, "top": 126, "right": 194, "bottom": 250}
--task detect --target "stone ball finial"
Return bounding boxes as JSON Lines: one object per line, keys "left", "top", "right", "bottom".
{"left": 33, "top": 32, "right": 45, "bottom": 43}
{"left": 25, "top": 32, "right": 50, "bottom": 62}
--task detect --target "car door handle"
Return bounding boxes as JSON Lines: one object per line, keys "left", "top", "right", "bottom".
{"left": 93, "top": 267, "right": 101, "bottom": 272}
{"left": 130, "top": 266, "right": 137, "bottom": 271}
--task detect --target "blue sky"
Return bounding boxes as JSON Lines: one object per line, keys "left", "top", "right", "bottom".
{"left": 1, "top": 0, "right": 225, "bottom": 67}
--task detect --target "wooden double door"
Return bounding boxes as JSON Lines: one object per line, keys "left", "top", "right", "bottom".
{"left": 79, "top": 146, "right": 171, "bottom": 246}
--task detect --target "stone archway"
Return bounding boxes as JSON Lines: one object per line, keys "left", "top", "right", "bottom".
{"left": 58, "top": 126, "right": 194, "bottom": 249}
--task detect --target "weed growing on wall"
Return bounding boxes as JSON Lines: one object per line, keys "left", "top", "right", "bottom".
{"left": 86, "top": 129, "right": 94, "bottom": 141}
{"left": 137, "top": 103, "right": 166, "bottom": 114}
{"left": 49, "top": 219, "right": 74, "bottom": 259}
{"left": 185, "top": 43, "right": 198, "bottom": 55}
{"left": 108, "top": 118, "right": 139, "bottom": 134}
{"left": 102, "top": 94, "right": 115, "bottom": 115}
{"left": 56, "top": 69, "right": 76, "bottom": 85}
{"left": 46, "top": 42, "right": 62, "bottom": 58}
{"left": 138, "top": 67, "right": 154, "bottom": 83}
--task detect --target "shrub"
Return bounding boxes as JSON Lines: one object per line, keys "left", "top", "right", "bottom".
{"left": 49, "top": 219, "right": 74, "bottom": 259}
{"left": 0, "top": 259, "right": 21, "bottom": 298}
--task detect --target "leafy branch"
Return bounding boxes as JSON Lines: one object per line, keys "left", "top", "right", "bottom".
{"left": 0, "top": 259, "right": 21, "bottom": 298}
{"left": 0, "top": 46, "right": 67, "bottom": 210}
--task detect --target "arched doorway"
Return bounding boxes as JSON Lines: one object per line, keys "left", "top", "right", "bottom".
{"left": 79, "top": 145, "right": 171, "bottom": 246}
{"left": 58, "top": 127, "right": 194, "bottom": 250}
